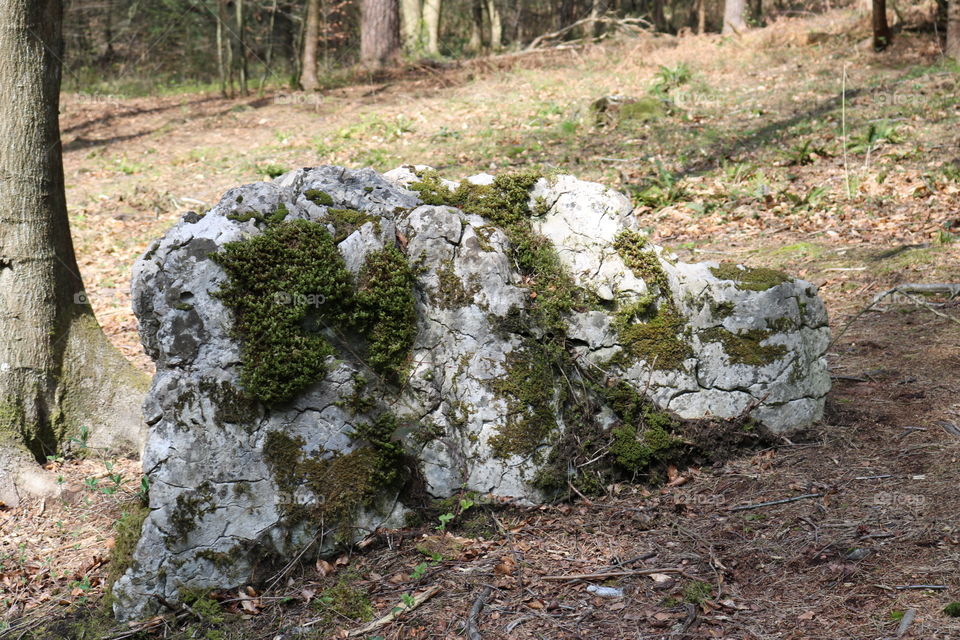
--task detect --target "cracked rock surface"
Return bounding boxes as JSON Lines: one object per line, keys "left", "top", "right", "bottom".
{"left": 113, "top": 165, "right": 829, "bottom": 620}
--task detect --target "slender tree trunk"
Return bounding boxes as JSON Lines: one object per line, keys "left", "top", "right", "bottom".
{"left": 0, "top": 0, "right": 148, "bottom": 506}
{"left": 722, "top": 0, "right": 746, "bottom": 33}
{"left": 946, "top": 0, "right": 960, "bottom": 57}
{"left": 422, "top": 0, "right": 441, "bottom": 55}
{"left": 300, "top": 0, "right": 321, "bottom": 90}
{"left": 468, "top": 0, "right": 483, "bottom": 52}
{"left": 485, "top": 0, "right": 501, "bottom": 50}
{"left": 400, "top": 0, "right": 422, "bottom": 51}
{"left": 872, "top": 0, "right": 891, "bottom": 50}
{"left": 216, "top": 0, "right": 226, "bottom": 96}
{"left": 360, "top": 0, "right": 400, "bottom": 68}
{"left": 236, "top": 0, "right": 248, "bottom": 95}
{"left": 258, "top": 0, "right": 279, "bottom": 95}
{"left": 697, "top": 0, "right": 706, "bottom": 33}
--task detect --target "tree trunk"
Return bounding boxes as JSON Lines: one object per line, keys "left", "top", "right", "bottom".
{"left": 0, "top": 0, "right": 148, "bottom": 506}
{"left": 258, "top": 0, "right": 279, "bottom": 95}
{"left": 400, "top": 0, "right": 422, "bottom": 51}
{"left": 235, "top": 0, "right": 248, "bottom": 95}
{"left": 872, "top": 0, "right": 891, "bottom": 50}
{"left": 300, "top": 0, "right": 321, "bottom": 90}
{"left": 468, "top": 0, "right": 483, "bottom": 52}
{"left": 722, "top": 0, "right": 746, "bottom": 33}
{"left": 485, "top": 0, "right": 501, "bottom": 50}
{"left": 216, "top": 0, "right": 227, "bottom": 96}
{"left": 360, "top": 0, "right": 400, "bottom": 69}
{"left": 946, "top": 0, "right": 960, "bottom": 58}
{"left": 422, "top": 0, "right": 441, "bottom": 55}
{"left": 697, "top": 0, "right": 706, "bottom": 33}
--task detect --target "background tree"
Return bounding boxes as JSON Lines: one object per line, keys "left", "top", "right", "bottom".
{"left": 300, "top": 0, "right": 322, "bottom": 89}
{"left": 401, "top": 0, "right": 423, "bottom": 51}
{"left": 723, "top": 0, "right": 746, "bottom": 33}
{"left": 423, "top": 0, "right": 442, "bottom": 55}
{"left": 361, "top": 0, "right": 400, "bottom": 67}
{"left": 872, "top": 0, "right": 891, "bottom": 50}
{"left": 948, "top": 0, "right": 960, "bottom": 58}
{"left": 0, "top": 0, "right": 147, "bottom": 504}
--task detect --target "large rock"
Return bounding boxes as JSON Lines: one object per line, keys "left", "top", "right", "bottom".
{"left": 113, "top": 166, "right": 829, "bottom": 620}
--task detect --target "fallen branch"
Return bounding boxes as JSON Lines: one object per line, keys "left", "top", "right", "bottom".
{"left": 346, "top": 584, "right": 442, "bottom": 637}
{"left": 895, "top": 607, "right": 916, "bottom": 638}
{"left": 830, "top": 283, "right": 960, "bottom": 349}
{"left": 465, "top": 586, "right": 493, "bottom": 640}
{"left": 541, "top": 567, "right": 685, "bottom": 581}
{"left": 728, "top": 493, "right": 823, "bottom": 512}
{"left": 894, "top": 584, "right": 947, "bottom": 590}
{"left": 526, "top": 14, "right": 653, "bottom": 50}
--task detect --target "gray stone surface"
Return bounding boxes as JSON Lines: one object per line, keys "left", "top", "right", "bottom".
{"left": 114, "top": 165, "right": 830, "bottom": 621}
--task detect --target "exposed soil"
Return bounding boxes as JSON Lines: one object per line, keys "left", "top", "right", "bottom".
{"left": 3, "top": 6, "right": 960, "bottom": 639}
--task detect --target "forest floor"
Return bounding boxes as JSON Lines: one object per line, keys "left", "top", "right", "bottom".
{"left": 3, "top": 6, "right": 960, "bottom": 640}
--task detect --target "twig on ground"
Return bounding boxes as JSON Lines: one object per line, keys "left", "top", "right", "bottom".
{"left": 465, "top": 586, "right": 493, "bottom": 640}
{"left": 728, "top": 493, "right": 823, "bottom": 512}
{"left": 541, "top": 567, "right": 685, "bottom": 581}
{"left": 345, "top": 584, "right": 442, "bottom": 637}
{"left": 830, "top": 283, "right": 960, "bottom": 349}
{"left": 894, "top": 584, "right": 947, "bottom": 590}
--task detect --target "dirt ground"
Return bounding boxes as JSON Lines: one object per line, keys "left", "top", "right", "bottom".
{"left": 3, "top": 5, "right": 960, "bottom": 639}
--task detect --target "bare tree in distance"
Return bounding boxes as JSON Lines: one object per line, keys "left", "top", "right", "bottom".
{"left": 361, "top": 0, "right": 400, "bottom": 68}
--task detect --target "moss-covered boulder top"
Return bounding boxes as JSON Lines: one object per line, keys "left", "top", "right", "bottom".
{"left": 116, "top": 165, "right": 830, "bottom": 621}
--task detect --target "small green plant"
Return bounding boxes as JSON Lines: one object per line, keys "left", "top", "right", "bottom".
{"left": 945, "top": 602, "right": 960, "bottom": 617}
{"left": 847, "top": 120, "right": 901, "bottom": 154}
{"left": 650, "top": 63, "right": 692, "bottom": 96}
{"left": 783, "top": 139, "right": 830, "bottom": 166}
{"left": 436, "top": 497, "right": 476, "bottom": 531}
{"left": 683, "top": 580, "right": 714, "bottom": 604}
{"left": 632, "top": 160, "right": 686, "bottom": 208}
{"left": 783, "top": 185, "right": 827, "bottom": 211}
{"left": 257, "top": 163, "right": 287, "bottom": 178}
{"left": 889, "top": 610, "right": 905, "bottom": 621}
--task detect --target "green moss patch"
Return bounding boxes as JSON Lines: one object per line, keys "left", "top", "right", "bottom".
{"left": 106, "top": 503, "right": 149, "bottom": 589}
{"left": 227, "top": 202, "right": 290, "bottom": 225}
{"left": 213, "top": 220, "right": 354, "bottom": 405}
{"left": 353, "top": 247, "right": 417, "bottom": 381}
{"left": 213, "top": 219, "right": 417, "bottom": 403}
{"left": 409, "top": 170, "right": 592, "bottom": 331}
{"left": 304, "top": 189, "right": 334, "bottom": 206}
{"left": 311, "top": 577, "right": 374, "bottom": 627}
{"left": 325, "top": 207, "right": 380, "bottom": 243}
{"left": 710, "top": 263, "right": 790, "bottom": 291}
{"left": 488, "top": 340, "right": 562, "bottom": 459}
{"left": 700, "top": 327, "right": 788, "bottom": 366}
{"left": 262, "top": 411, "right": 406, "bottom": 538}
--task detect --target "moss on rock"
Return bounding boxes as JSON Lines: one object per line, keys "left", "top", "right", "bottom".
{"left": 354, "top": 247, "right": 417, "bottom": 382}
{"left": 710, "top": 263, "right": 790, "bottom": 291}
{"left": 700, "top": 327, "right": 788, "bottom": 366}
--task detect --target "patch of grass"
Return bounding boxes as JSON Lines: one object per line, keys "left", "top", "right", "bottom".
{"left": 683, "top": 580, "right": 713, "bottom": 604}
{"left": 311, "top": 577, "right": 374, "bottom": 626}
{"left": 106, "top": 504, "right": 149, "bottom": 589}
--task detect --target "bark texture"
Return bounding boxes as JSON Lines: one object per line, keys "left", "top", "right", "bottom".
{"left": 361, "top": 0, "right": 400, "bottom": 68}
{"left": 0, "top": 0, "right": 148, "bottom": 505}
